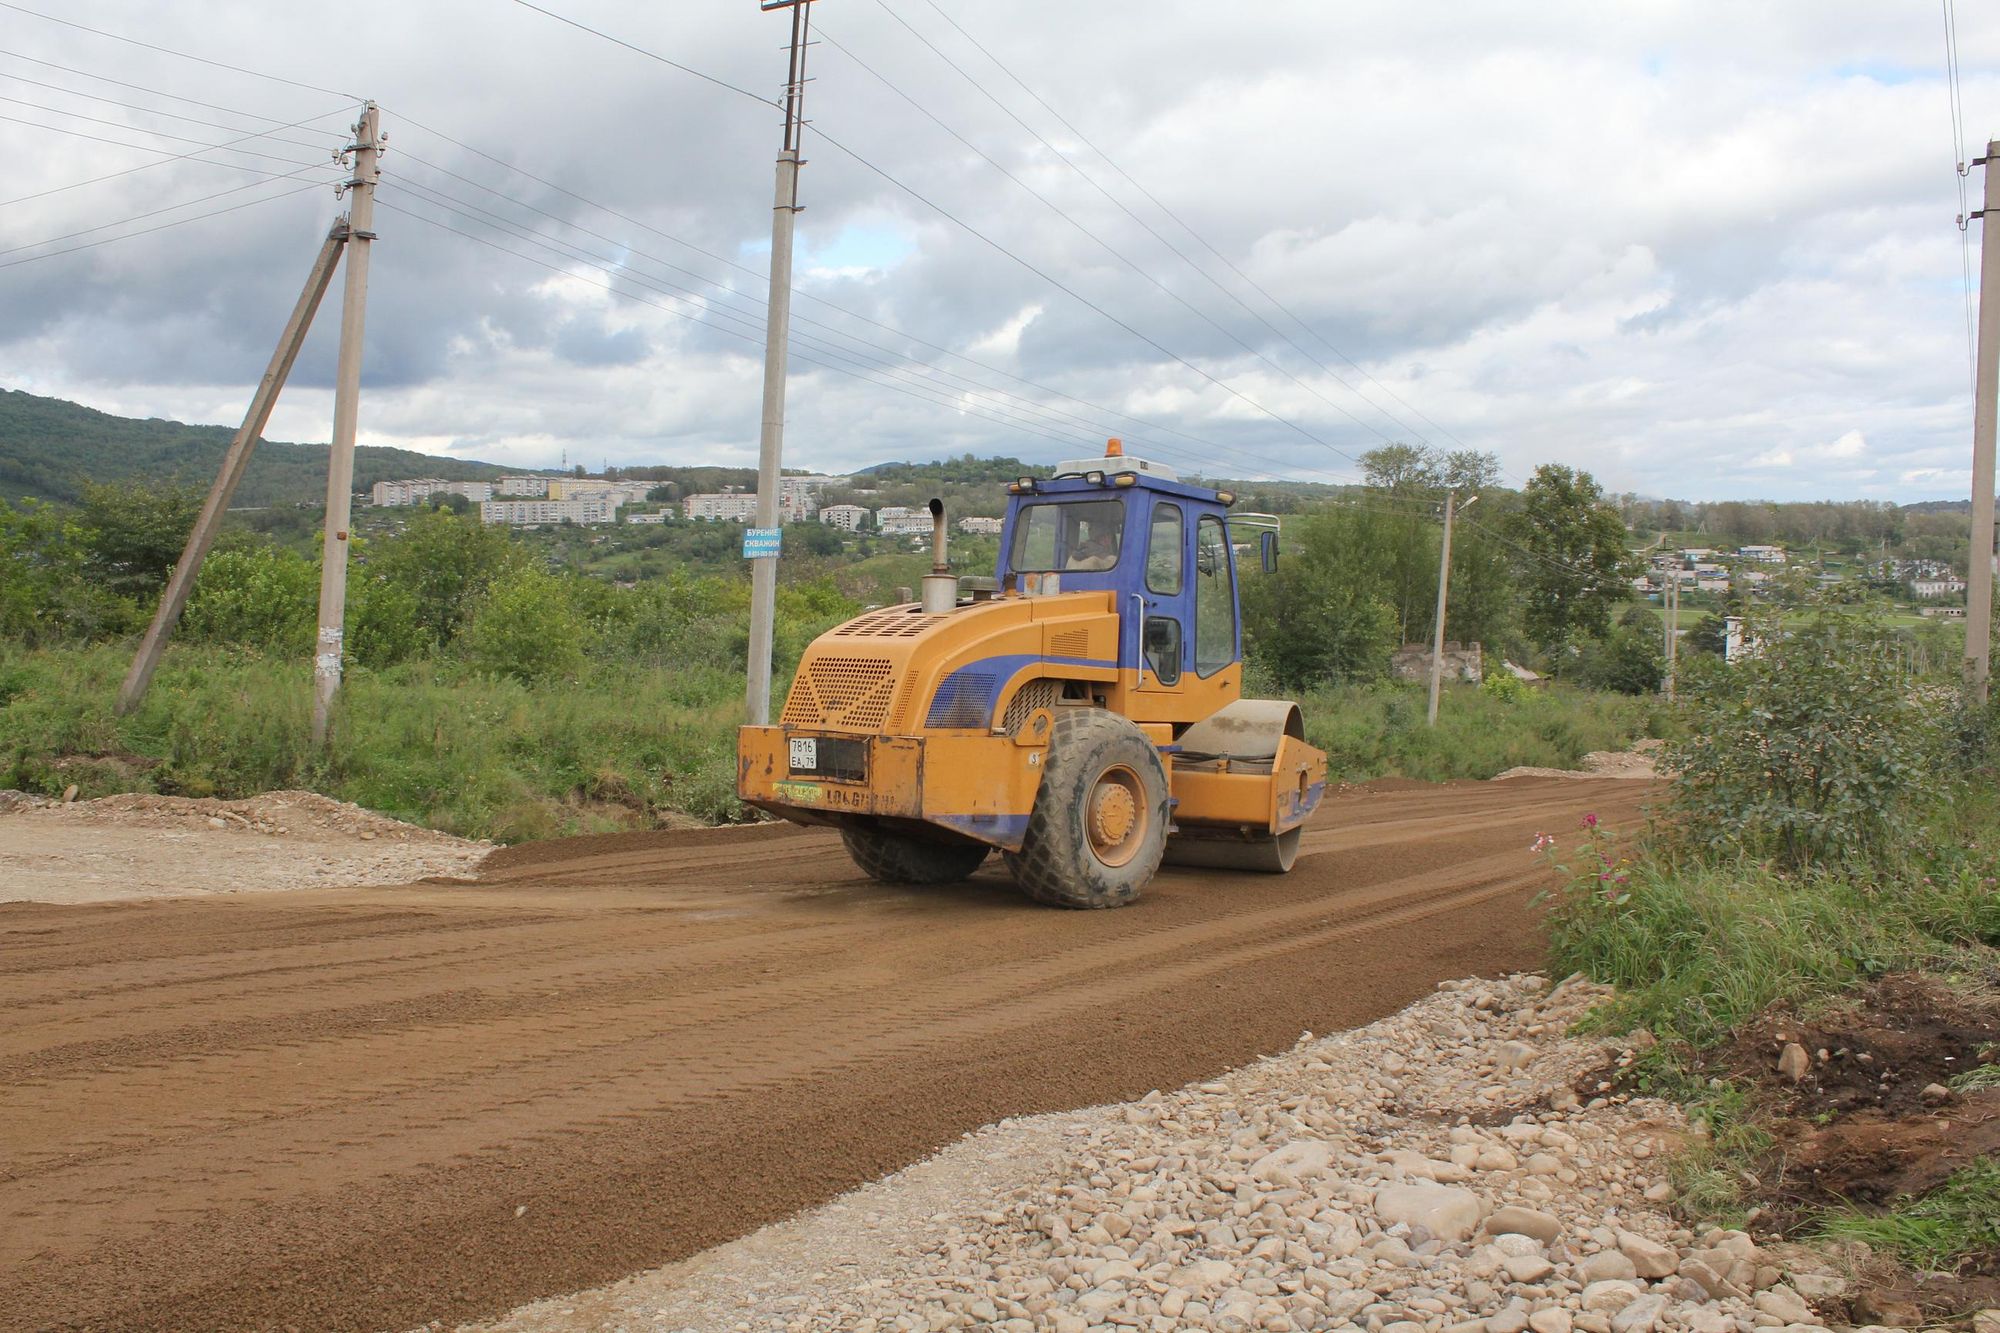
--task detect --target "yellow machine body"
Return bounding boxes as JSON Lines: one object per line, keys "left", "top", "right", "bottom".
{"left": 737, "top": 591, "right": 1326, "bottom": 855}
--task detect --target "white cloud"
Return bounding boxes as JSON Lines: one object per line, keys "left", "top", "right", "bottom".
{"left": 0, "top": 1, "right": 1994, "bottom": 499}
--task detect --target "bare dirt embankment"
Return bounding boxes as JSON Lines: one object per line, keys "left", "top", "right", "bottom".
{"left": 0, "top": 775, "right": 1652, "bottom": 1331}
{"left": 0, "top": 789, "right": 489, "bottom": 903}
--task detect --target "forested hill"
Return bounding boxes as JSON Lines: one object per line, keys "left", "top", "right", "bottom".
{"left": 0, "top": 388, "right": 513, "bottom": 507}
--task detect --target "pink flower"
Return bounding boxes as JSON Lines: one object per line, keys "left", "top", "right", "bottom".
{"left": 1581, "top": 812, "right": 1599, "bottom": 830}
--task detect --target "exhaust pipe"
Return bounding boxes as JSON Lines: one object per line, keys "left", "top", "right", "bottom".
{"left": 921, "top": 497, "right": 956, "bottom": 613}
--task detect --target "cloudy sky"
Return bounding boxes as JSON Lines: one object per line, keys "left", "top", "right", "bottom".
{"left": 0, "top": 1, "right": 1994, "bottom": 500}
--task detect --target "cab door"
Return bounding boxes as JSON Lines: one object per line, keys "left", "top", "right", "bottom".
{"left": 1135, "top": 499, "right": 1190, "bottom": 692}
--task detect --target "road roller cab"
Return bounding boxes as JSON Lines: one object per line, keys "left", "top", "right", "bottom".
{"left": 736, "top": 441, "right": 1329, "bottom": 907}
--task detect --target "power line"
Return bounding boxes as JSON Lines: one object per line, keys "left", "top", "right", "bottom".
{"left": 383, "top": 175, "right": 1365, "bottom": 493}
{"left": 503, "top": 0, "right": 775, "bottom": 109}
{"left": 373, "top": 192, "right": 1102, "bottom": 453}
{"left": 911, "top": 0, "right": 1493, "bottom": 465}
{"left": 0, "top": 179, "right": 324, "bottom": 271}
{"left": 0, "top": 70, "right": 346, "bottom": 146}
{"left": 2, "top": 0, "right": 1367, "bottom": 487}
{"left": 0, "top": 1, "right": 357, "bottom": 101}
{"left": 1944, "top": 0, "right": 1977, "bottom": 399}
{"left": 0, "top": 90, "right": 338, "bottom": 158}
{"left": 386, "top": 154, "right": 1357, "bottom": 484}
{"left": 382, "top": 177, "right": 1366, "bottom": 486}
{"left": 382, "top": 176, "right": 1108, "bottom": 449}
{"left": 0, "top": 106, "right": 326, "bottom": 175}
{"left": 0, "top": 45, "right": 348, "bottom": 132}
{"left": 816, "top": 25, "right": 1403, "bottom": 471}
{"left": 0, "top": 162, "right": 329, "bottom": 260}
{"left": 498, "top": 2, "right": 1376, "bottom": 475}
{"left": 383, "top": 128, "right": 1358, "bottom": 482}
{"left": 0, "top": 104, "right": 346, "bottom": 209}
{"left": 856, "top": 2, "right": 1448, "bottom": 455}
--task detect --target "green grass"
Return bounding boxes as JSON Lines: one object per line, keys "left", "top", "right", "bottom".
{"left": 1815, "top": 1157, "right": 2000, "bottom": 1273}
{"left": 0, "top": 644, "right": 750, "bottom": 842}
{"left": 1547, "top": 835, "right": 2000, "bottom": 1052}
{"left": 1294, "top": 680, "right": 1667, "bottom": 784}
{"left": 1543, "top": 790, "right": 2000, "bottom": 1230}
{"left": 1, "top": 647, "right": 1675, "bottom": 843}
{"left": 1950, "top": 1062, "right": 2000, "bottom": 1092}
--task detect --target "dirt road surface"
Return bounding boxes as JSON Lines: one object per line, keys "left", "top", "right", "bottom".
{"left": 1, "top": 776, "right": 1652, "bottom": 1332}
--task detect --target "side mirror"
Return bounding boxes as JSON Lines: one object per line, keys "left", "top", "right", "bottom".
{"left": 1260, "top": 529, "right": 1279, "bottom": 573}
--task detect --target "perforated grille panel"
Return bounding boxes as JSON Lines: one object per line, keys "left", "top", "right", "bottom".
{"left": 925, "top": 671, "right": 997, "bottom": 729}
{"left": 781, "top": 656, "right": 897, "bottom": 731}
{"left": 1001, "top": 678, "right": 1063, "bottom": 735}
{"left": 828, "top": 608, "right": 945, "bottom": 638}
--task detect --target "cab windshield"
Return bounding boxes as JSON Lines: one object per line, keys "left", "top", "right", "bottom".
{"left": 1008, "top": 499, "right": 1125, "bottom": 574}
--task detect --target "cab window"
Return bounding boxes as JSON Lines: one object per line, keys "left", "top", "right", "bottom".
{"left": 1146, "top": 502, "right": 1183, "bottom": 594}
{"left": 1193, "top": 514, "right": 1235, "bottom": 674}
{"left": 1008, "top": 500, "right": 1125, "bottom": 574}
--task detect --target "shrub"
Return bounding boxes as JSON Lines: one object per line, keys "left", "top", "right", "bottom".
{"left": 183, "top": 546, "right": 318, "bottom": 651}
{"left": 1577, "top": 623, "right": 1665, "bottom": 696}
{"left": 1667, "top": 608, "right": 1951, "bottom": 872}
{"left": 458, "top": 567, "right": 588, "bottom": 682}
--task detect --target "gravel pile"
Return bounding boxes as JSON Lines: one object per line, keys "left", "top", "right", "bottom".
{"left": 471, "top": 974, "right": 1879, "bottom": 1333}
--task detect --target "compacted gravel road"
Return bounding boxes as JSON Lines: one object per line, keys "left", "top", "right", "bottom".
{"left": 0, "top": 775, "right": 1652, "bottom": 1331}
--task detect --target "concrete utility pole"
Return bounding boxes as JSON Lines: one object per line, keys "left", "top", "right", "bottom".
{"left": 312, "top": 102, "right": 382, "bottom": 745}
{"left": 1427, "top": 492, "right": 1476, "bottom": 727}
{"left": 745, "top": 0, "right": 816, "bottom": 727}
{"left": 1967, "top": 139, "right": 2000, "bottom": 705}
{"left": 116, "top": 225, "right": 347, "bottom": 714}
{"left": 1663, "top": 571, "right": 1679, "bottom": 702}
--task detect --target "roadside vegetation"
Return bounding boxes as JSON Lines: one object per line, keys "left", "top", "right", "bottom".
{"left": 0, "top": 437, "right": 1972, "bottom": 843}
{"left": 1543, "top": 604, "right": 2000, "bottom": 1298}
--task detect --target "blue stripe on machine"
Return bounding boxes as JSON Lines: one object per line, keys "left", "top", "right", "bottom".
{"left": 929, "top": 811, "right": 1032, "bottom": 850}
{"left": 923, "top": 654, "right": 1111, "bottom": 730}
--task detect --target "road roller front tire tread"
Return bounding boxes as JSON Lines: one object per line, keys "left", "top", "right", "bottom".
{"left": 1005, "top": 708, "right": 1170, "bottom": 909}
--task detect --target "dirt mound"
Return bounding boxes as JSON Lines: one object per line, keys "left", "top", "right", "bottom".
{"left": 11, "top": 788, "right": 470, "bottom": 844}
{"left": 1714, "top": 974, "right": 2000, "bottom": 1311}
{"left": 1495, "top": 737, "right": 1664, "bottom": 781}
{"left": 0, "top": 790, "right": 491, "bottom": 904}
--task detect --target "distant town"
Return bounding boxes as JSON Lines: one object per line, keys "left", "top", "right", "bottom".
{"left": 366, "top": 472, "right": 1005, "bottom": 537}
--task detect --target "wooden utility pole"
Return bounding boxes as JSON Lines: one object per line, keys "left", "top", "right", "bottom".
{"left": 1427, "top": 492, "right": 1476, "bottom": 726}
{"left": 116, "top": 225, "right": 347, "bottom": 714}
{"left": 312, "top": 103, "right": 382, "bottom": 745}
{"left": 745, "top": 0, "right": 815, "bottom": 727}
{"left": 1968, "top": 139, "right": 2000, "bottom": 705}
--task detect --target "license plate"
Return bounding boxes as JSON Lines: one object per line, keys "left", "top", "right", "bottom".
{"left": 788, "top": 737, "right": 817, "bottom": 770}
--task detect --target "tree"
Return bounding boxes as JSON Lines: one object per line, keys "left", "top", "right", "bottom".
{"left": 364, "top": 507, "right": 523, "bottom": 648}
{"left": 0, "top": 497, "right": 132, "bottom": 643}
{"left": 74, "top": 481, "right": 202, "bottom": 600}
{"left": 1509, "top": 464, "right": 1635, "bottom": 659}
{"left": 1360, "top": 444, "right": 1442, "bottom": 496}
{"left": 1441, "top": 449, "right": 1501, "bottom": 493}
{"left": 1240, "top": 509, "right": 1399, "bottom": 688}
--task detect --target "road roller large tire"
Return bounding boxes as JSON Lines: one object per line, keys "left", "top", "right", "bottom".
{"left": 1005, "top": 708, "right": 1169, "bottom": 909}
{"left": 1162, "top": 825, "right": 1301, "bottom": 873}
{"left": 841, "top": 823, "right": 988, "bottom": 885}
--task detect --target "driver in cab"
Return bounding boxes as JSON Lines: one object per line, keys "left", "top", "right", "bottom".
{"left": 1065, "top": 519, "right": 1119, "bottom": 571}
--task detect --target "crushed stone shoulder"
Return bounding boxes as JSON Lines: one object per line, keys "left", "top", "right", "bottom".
{"left": 466, "top": 973, "right": 1857, "bottom": 1333}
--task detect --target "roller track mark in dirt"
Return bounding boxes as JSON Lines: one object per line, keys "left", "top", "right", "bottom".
{"left": 0, "top": 776, "right": 1652, "bottom": 1332}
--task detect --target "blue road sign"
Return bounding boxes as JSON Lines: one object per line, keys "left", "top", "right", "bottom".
{"left": 743, "top": 526, "right": 783, "bottom": 559}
